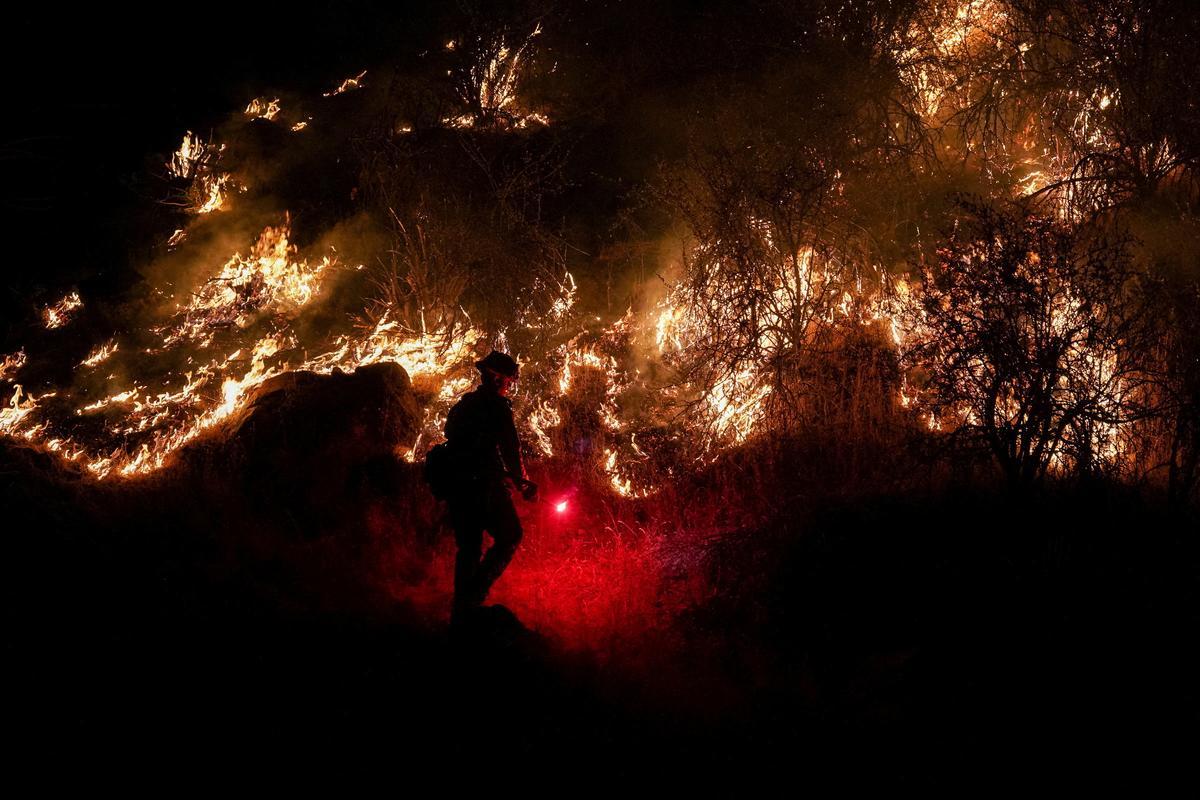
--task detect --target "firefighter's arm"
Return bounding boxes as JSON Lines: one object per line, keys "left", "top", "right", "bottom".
{"left": 498, "top": 402, "right": 526, "bottom": 481}
{"left": 499, "top": 403, "right": 537, "bottom": 500}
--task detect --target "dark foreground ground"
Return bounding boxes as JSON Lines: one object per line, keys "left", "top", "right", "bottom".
{"left": 5, "top": 442, "right": 1197, "bottom": 790}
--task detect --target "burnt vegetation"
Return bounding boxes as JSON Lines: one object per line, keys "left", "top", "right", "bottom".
{"left": 3, "top": 0, "right": 1199, "bottom": 786}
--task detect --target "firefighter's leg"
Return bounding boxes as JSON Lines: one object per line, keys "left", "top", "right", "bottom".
{"left": 474, "top": 488, "right": 524, "bottom": 603}
{"left": 451, "top": 500, "right": 486, "bottom": 617}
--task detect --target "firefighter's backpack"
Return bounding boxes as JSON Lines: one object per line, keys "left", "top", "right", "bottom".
{"left": 423, "top": 442, "right": 455, "bottom": 500}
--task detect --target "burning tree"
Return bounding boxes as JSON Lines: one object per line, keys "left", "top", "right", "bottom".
{"left": 368, "top": 207, "right": 473, "bottom": 345}
{"left": 650, "top": 45, "right": 913, "bottom": 446}
{"left": 902, "top": 200, "right": 1158, "bottom": 486}
{"left": 896, "top": 0, "right": 1200, "bottom": 219}
{"left": 445, "top": 15, "right": 547, "bottom": 130}
{"left": 164, "top": 131, "right": 234, "bottom": 215}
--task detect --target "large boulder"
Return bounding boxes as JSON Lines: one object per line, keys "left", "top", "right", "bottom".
{"left": 182, "top": 361, "right": 424, "bottom": 539}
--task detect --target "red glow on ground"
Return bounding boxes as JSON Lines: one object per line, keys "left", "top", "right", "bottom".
{"left": 486, "top": 485, "right": 709, "bottom": 654}
{"left": 374, "top": 479, "right": 711, "bottom": 655}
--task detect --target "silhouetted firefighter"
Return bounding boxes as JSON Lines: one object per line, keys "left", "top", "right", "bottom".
{"left": 432, "top": 350, "right": 538, "bottom": 626}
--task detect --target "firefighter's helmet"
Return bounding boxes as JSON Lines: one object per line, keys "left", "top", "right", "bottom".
{"left": 475, "top": 350, "right": 520, "bottom": 379}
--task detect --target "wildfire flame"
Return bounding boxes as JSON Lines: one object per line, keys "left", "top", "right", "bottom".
{"left": 1, "top": 350, "right": 26, "bottom": 381}
{"left": 894, "top": 0, "right": 1004, "bottom": 119}
{"left": 79, "top": 341, "right": 119, "bottom": 369}
{"left": 160, "top": 220, "right": 337, "bottom": 348}
{"left": 167, "top": 132, "right": 215, "bottom": 180}
{"left": 324, "top": 70, "right": 367, "bottom": 97}
{"left": 1, "top": 385, "right": 37, "bottom": 436}
{"left": 167, "top": 132, "right": 235, "bottom": 214}
{"left": 447, "top": 24, "right": 547, "bottom": 129}
{"left": 244, "top": 97, "right": 281, "bottom": 121}
{"left": 43, "top": 292, "right": 83, "bottom": 330}
{"left": 0, "top": 15, "right": 1165, "bottom": 495}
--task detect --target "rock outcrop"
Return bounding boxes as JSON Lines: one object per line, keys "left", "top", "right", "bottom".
{"left": 182, "top": 363, "right": 423, "bottom": 538}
